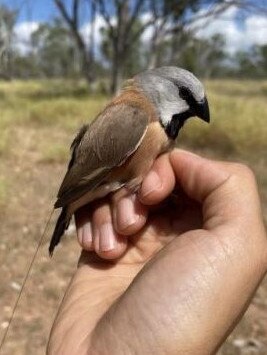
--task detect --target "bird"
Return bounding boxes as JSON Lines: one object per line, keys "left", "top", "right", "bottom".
{"left": 49, "top": 66, "right": 210, "bottom": 255}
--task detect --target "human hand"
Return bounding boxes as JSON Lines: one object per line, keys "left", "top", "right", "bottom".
{"left": 47, "top": 150, "right": 267, "bottom": 355}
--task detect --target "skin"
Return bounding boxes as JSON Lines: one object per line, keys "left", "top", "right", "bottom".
{"left": 47, "top": 149, "right": 267, "bottom": 355}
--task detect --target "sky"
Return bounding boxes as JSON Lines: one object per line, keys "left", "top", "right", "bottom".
{"left": 1, "top": 0, "right": 267, "bottom": 55}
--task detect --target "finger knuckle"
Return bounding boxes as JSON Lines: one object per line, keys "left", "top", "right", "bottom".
{"left": 230, "top": 163, "right": 256, "bottom": 184}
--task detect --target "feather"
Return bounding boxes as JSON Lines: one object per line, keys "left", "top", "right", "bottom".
{"left": 49, "top": 207, "right": 70, "bottom": 256}
{"left": 55, "top": 103, "right": 149, "bottom": 208}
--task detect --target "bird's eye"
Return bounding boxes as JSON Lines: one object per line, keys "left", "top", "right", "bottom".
{"left": 179, "top": 87, "right": 191, "bottom": 100}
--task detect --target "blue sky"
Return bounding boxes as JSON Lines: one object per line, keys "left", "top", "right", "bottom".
{"left": 1, "top": 0, "right": 56, "bottom": 23}
{"left": 1, "top": 0, "right": 94, "bottom": 24}
{"left": 2, "top": 0, "right": 267, "bottom": 55}
{"left": 2, "top": 0, "right": 265, "bottom": 24}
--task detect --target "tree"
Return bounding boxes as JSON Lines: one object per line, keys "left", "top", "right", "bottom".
{"left": 96, "top": 0, "right": 149, "bottom": 93}
{"left": 96, "top": 0, "right": 241, "bottom": 93}
{"left": 235, "top": 45, "right": 267, "bottom": 78}
{"left": 0, "top": 5, "right": 17, "bottom": 79}
{"left": 31, "top": 19, "right": 78, "bottom": 78}
{"left": 100, "top": 17, "right": 144, "bottom": 81}
{"left": 258, "top": 45, "right": 267, "bottom": 76}
{"left": 54, "top": 0, "right": 266, "bottom": 93}
{"left": 54, "top": 0, "right": 96, "bottom": 85}
{"left": 176, "top": 34, "right": 227, "bottom": 78}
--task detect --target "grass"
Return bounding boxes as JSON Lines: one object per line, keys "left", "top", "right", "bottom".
{"left": 0, "top": 177, "right": 8, "bottom": 207}
{"left": 39, "top": 143, "right": 68, "bottom": 164}
{"left": 0, "top": 78, "right": 266, "bottom": 163}
{"left": 0, "top": 80, "right": 107, "bottom": 155}
{"left": 180, "top": 80, "right": 267, "bottom": 158}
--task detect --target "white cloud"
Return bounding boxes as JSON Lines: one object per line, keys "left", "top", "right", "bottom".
{"left": 245, "top": 15, "right": 267, "bottom": 47}
{"left": 80, "top": 14, "right": 107, "bottom": 46}
{"left": 140, "top": 12, "right": 154, "bottom": 42}
{"left": 14, "top": 21, "right": 39, "bottom": 54}
{"left": 192, "top": 5, "right": 267, "bottom": 54}
{"left": 13, "top": 9, "right": 267, "bottom": 57}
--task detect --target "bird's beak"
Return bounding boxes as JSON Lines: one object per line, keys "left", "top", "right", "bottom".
{"left": 196, "top": 97, "right": 210, "bottom": 123}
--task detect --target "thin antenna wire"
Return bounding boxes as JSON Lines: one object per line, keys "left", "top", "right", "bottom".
{"left": 0, "top": 208, "right": 54, "bottom": 352}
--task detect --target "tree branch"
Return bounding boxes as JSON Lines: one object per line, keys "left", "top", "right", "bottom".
{"left": 54, "top": 0, "right": 75, "bottom": 29}
{"left": 124, "top": 0, "right": 145, "bottom": 36}
{"left": 165, "top": 0, "right": 238, "bottom": 35}
{"left": 96, "top": 0, "right": 115, "bottom": 38}
{"left": 72, "top": 0, "right": 79, "bottom": 29}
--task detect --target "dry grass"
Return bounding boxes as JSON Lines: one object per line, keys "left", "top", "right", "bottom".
{"left": 0, "top": 79, "right": 107, "bottom": 161}
{"left": 180, "top": 80, "right": 267, "bottom": 158}
{"left": 1, "top": 79, "right": 267, "bottom": 161}
{"left": 0, "top": 177, "right": 8, "bottom": 207}
{"left": 0, "top": 79, "right": 266, "bottom": 354}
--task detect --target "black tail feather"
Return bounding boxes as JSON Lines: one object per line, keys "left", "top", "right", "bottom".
{"left": 49, "top": 207, "right": 70, "bottom": 256}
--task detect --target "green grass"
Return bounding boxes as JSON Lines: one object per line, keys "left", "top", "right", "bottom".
{"left": 0, "top": 78, "right": 266, "bottom": 162}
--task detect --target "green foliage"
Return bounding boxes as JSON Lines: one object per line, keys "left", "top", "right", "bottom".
{"left": 163, "top": 0, "right": 220, "bottom": 19}
{"left": 100, "top": 19, "right": 144, "bottom": 78}
{"left": 164, "top": 33, "right": 227, "bottom": 78}
{"left": 30, "top": 19, "right": 80, "bottom": 78}
{"left": 235, "top": 45, "right": 267, "bottom": 78}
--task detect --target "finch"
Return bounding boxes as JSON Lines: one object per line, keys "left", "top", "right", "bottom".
{"left": 49, "top": 66, "right": 210, "bottom": 255}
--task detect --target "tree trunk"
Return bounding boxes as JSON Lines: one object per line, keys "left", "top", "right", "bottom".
{"left": 75, "top": 36, "right": 94, "bottom": 86}
{"left": 147, "top": 38, "right": 158, "bottom": 69}
{"left": 54, "top": 0, "right": 95, "bottom": 88}
{"left": 109, "top": 1, "right": 130, "bottom": 94}
{"left": 110, "top": 50, "right": 124, "bottom": 94}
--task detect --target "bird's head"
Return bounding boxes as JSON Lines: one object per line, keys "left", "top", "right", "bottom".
{"left": 134, "top": 66, "right": 210, "bottom": 139}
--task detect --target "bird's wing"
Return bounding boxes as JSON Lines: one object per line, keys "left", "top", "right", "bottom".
{"left": 55, "top": 103, "right": 149, "bottom": 208}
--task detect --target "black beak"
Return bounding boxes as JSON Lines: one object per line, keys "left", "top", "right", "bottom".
{"left": 196, "top": 97, "right": 210, "bottom": 123}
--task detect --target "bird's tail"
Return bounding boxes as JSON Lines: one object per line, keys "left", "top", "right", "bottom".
{"left": 49, "top": 207, "right": 70, "bottom": 256}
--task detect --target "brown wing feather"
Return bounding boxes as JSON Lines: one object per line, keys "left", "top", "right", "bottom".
{"left": 55, "top": 103, "right": 148, "bottom": 208}
{"left": 67, "top": 124, "right": 89, "bottom": 170}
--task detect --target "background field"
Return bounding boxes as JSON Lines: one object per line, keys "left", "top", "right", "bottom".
{"left": 0, "top": 79, "right": 267, "bottom": 354}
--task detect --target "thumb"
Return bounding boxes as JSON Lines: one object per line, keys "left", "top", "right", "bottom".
{"left": 169, "top": 149, "right": 262, "bottom": 231}
{"left": 170, "top": 149, "right": 230, "bottom": 203}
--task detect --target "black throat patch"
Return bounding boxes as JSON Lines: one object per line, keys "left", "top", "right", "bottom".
{"left": 165, "top": 110, "right": 193, "bottom": 140}
{"left": 164, "top": 86, "right": 200, "bottom": 140}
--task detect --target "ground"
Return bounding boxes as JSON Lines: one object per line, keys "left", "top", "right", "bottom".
{"left": 0, "top": 79, "right": 266, "bottom": 354}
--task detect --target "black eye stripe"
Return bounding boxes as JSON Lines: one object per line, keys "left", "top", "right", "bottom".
{"left": 179, "top": 86, "right": 197, "bottom": 109}
{"left": 179, "top": 86, "right": 201, "bottom": 110}
{"left": 179, "top": 87, "right": 190, "bottom": 100}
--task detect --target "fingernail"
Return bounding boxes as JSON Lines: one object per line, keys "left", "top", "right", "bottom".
{"left": 82, "top": 221, "right": 92, "bottom": 248}
{"left": 99, "top": 223, "right": 116, "bottom": 252}
{"left": 141, "top": 170, "right": 162, "bottom": 196}
{"left": 116, "top": 195, "right": 139, "bottom": 230}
